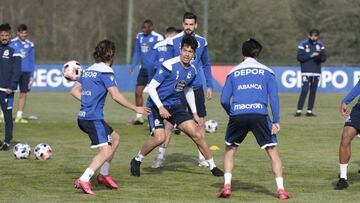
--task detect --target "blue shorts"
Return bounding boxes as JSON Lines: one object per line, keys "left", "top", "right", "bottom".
{"left": 18, "top": 72, "right": 32, "bottom": 93}
{"left": 136, "top": 68, "right": 148, "bottom": 86}
{"left": 225, "top": 114, "right": 277, "bottom": 149}
{"left": 148, "top": 105, "right": 193, "bottom": 135}
{"left": 77, "top": 119, "right": 114, "bottom": 148}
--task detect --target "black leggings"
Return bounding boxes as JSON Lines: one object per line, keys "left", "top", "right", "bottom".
{"left": 296, "top": 76, "right": 319, "bottom": 111}
{"left": 0, "top": 92, "right": 13, "bottom": 143}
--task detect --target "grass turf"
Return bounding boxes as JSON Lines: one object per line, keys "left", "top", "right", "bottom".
{"left": 1, "top": 92, "right": 360, "bottom": 202}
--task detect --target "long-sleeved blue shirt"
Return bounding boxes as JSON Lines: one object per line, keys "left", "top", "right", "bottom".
{"left": 343, "top": 80, "right": 360, "bottom": 105}
{"left": 166, "top": 31, "right": 213, "bottom": 89}
{"left": 9, "top": 37, "right": 35, "bottom": 75}
{"left": 0, "top": 44, "right": 21, "bottom": 90}
{"left": 148, "top": 38, "right": 172, "bottom": 82}
{"left": 297, "top": 38, "right": 326, "bottom": 75}
{"left": 131, "top": 31, "right": 163, "bottom": 70}
{"left": 220, "top": 58, "right": 280, "bottom": 123}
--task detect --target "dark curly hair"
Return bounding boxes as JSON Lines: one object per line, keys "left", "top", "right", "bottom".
{"left": 93, "top": 40, "right": 116, "bottom": 63}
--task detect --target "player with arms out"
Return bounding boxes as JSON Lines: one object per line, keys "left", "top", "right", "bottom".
{"left": 335, "top": 79, "right": 360, "bottom": 190}
{"left": 130, "top": 36, "right": 223, "bottom": 177}
{"left": 217, "top": 39, "right": 291, "bottom": 200}
{"left": 71, "top": 40, "right": 149, "bottom": 195}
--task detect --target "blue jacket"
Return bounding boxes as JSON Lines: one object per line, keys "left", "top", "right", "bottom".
{"left": 297, "top": 38, "right": 326, "bottom": 75}
{"left": 166, "top": 31, "right": 213, "bottom": 89}
{"left": 9, "top": 37, "right": 35, "bottom": 75}
{"left": 0, "top": 44, "right": 21, "bottom": 90}
{"left": 220, "top": 58, "right": 280, "bottom": 123}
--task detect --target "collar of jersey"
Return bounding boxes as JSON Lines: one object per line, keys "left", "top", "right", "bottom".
{"left": 87, "top": 62, "right": 114, "bottom": 73}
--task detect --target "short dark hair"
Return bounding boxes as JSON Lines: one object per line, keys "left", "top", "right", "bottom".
{"left": 166, "top": 27, "right": 177, "bottom": 34}
{"left": 183, "top": 12, "right": 197, "bottom": 23}
{"left": 309, "top": 29, "right": 320, "bottom": 36}
{"left": 17, "top": 24, "right": 28, "bottom": 32}
{"left": 93, "top": 40, "right": 116, "bottom": 63}
{"left": 181, "top": 35, "right": 198, "bottom": 52}
{"left": 176, "top": 29, "right": 182, "bottom": 33}
{"left": 143, "top": 19, "right": 153, "bottom": 26}
{"left": 242, "top": 38, "right": 263, "bottom": 58}
{"left": 0, "top": 23, "right": 11, "bottom": 32}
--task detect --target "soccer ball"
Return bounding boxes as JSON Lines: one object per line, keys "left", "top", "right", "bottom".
{"left": 205, "top": 120, "right": 218, "bottom": 133}
{"left": 13, "top": 143, "right": 31, "bottom": 159}
{"left": 34, "top": 143, "right": 52, "bottom": 160}
{"left": 62, "top": 60, "right": 83, "bottom": 81}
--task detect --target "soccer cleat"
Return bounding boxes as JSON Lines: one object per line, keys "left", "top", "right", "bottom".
{"left": 173, "top": 128, "right": 181, "bottom": 135}
{"left": 335, "top": 178, "right": 349, "bottom": 190}
{"left": 133, "top": 117, "right": 144, "bottom": 125}
{"left": 74, "top": 179, "right": 95, "bottom": 195}
{"left": 97, "top": 174, "right": 118, "bottom": 189}
{"left": 198, "top": 159, "right": 210, "bottom": 167}
{"left": 217, "top": 184, "right": 232, "bottom": 198}
{"left": 306, "top": 112, "right": 316, "bottom": 117}
{"left": 152, "top": 158, "right": 165, "bottom": 169}
{"left": 15, "top": 116, "right": 29, "bottom": 123}
{"left": 211, "top": 167, "right": 224, "bottom": 177}
{"left": 130, "top": 158, "right": 141, "bottom": 176}
{"left": 294, "top": 112, "right": 301, "bottom": 117}
{"left": 277, "top": 189, "right": 291, "bottom": 200}
{"left": 0, "top": 143, "right": 10, "bottom": 151}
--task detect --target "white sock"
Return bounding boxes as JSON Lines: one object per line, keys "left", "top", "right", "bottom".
{"left": 224, "top": 173, "right": 232, "bottom": 185}
{"left": 198, "top": 150, "right": 205, "bottom": 160}
{"left": 340, "top": 163, "right": 348, "bottom": 179}
{"left": 80, "top": 168, "right": 94, "bottom": 182}
{"left": 296, "top": 110, "right": 301, "bottom": 113}
{"left": 135, "top": 151, "right": 144, "bottom": 162}
{"left": 100, "top": 161, "right": 110, "bottom": 176}
{"left": 158, "top": 147, "right": 166, "bottom": 159}
{"left": 275, "top": 177, "right": 284, "bottom": 190}
{"left": 17, "top": 111, "right": 23, "bottom": 117}
{"left": 206, "top": 158, "right": 216, "bottom": 170}
{"left": 136, "top": 113, "right": 142, "bottom": 119}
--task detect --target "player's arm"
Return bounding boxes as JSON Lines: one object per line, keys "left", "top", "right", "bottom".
{"left": 267, "top": 74, "right": 280, "bottom": 134}
{"left": 318, "top": 44, "right": 327, "bottom": 63}
{"left": 201, "top": 45, "right": 214, "bottom": 100}
{"left": 297, "top": 43, "right": 312, "bottom": 63}
{"left": 30, "top": 45, "right": 36, "bottom": 80}
{"left": 185, "top": 86, "right": 199, "bottom": 123}
{"left": 107, "top": 87, "right": 149, "bottom": 115}
{"left": 130, "top": 35, "right": 141, "bottom": 74}
{"left": 220, "top": 75, "right": 233, "bottom": 115}
{"left": 341, "top": 80, "right": 360, "bottom": 118}
{"left": 70, "top": 82, "right": 82, "bottom": 101}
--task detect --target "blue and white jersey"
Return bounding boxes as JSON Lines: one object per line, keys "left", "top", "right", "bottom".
{"left": 131, "top": 31, "right": 163, "bottom": 70}
{"left": 343, "top": 80, "right": 360, "bottom": 105}
{"left": 149, "top": 38, "right": 172, "bottom": 80}
{"left": 9, "top": 37, "right": 35, "bottom": 74}
{"left": 220, "top": 58, "right": 280, "bottom": 123}
{"left": 77, "top": 62, "right": 117, "bottom": 120}
{"left": 167, "top": 31, "right": 212, "bottom": 89}
{"left": 146, "top": 56, "right": 197, "bottom": 107}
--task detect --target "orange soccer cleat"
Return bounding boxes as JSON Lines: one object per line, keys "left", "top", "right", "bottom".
{"left": 97, "top": 174, "right": 119, "bottom": 189}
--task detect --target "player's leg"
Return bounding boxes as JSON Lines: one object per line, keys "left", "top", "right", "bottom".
{"left": 152, "top": 121, "right": 173, "bottom": 168}
{"left": 218, "top": 146, "right": 237, "bottom": 198}
{"left": 295, "top": 76, "right": 310, "bottom": 116}
{"left": 306, "top": 76, "right": 319, "bottom": 116}
{"left": 194, "top": 88, "right": 209, "bottom": 167}
{"left": 133, "top": 68, "right": 148, "bottom": 125}
{"left": 0, "top": 93, "right": 14, "bottom": 151}
{"left": 15, "top": 73, "right": 30, "bottom": 123}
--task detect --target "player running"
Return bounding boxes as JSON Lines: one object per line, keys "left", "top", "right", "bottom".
{"left": 71, "top": 40, "right": 149, "bottom": 195}
{"left": 130, "top": 36, "right": 223, "bottom": 177}
{"left": 217, "top": 39, "right": 291, "bottom": 200}
{"left": 152, "top": 12, "right": 214, "bottom": 168}
{"left": 335, "top": 79, "right": 360, "bottom": 190}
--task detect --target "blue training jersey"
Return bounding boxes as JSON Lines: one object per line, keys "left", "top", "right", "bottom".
{"left": 343, "top": 80, "right": 360, "bottom": 105}
{"left": 131, "top": 31, "right": 163, "bottom": 70}
{"left": 167, "top": 31, "right": 213, "bottom": 89}
{"left": 146, "top": 56, "right": 197, "bottom": 108}
{"left": 77, "top": 62, "right": 117, "bottom": 120}
{"left": 148, "top": 38, "right": 172, "bottom": 82}
{"left": 220, "top": 58, "right": 280, "bottom": 123}
{"left": 9, "top": 37, "right": 35, "bottom": 74}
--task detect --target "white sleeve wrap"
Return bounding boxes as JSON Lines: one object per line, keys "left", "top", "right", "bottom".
{"left": 148, "top": 79, "right": 163, "bottom": 108}
{"left": 185, "top": 87, "right": 197, "bottom": 113}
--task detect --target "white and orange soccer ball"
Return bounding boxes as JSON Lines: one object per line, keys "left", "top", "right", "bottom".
{"left": 34, "top": 143, "right": 52, "bottom": 160}
{"left": 62, "top": 60, "right": 83, "bottom": 81}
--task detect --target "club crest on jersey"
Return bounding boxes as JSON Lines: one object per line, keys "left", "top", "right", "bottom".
{"left": 305, "top": 45, "right": 310, "bottom": 53}
{"left": 149, "top": 37, "right": 154, "bottom": 42}
{"left": 175, "top": 80, "right": 186, "bottom": 92}
{"left": 2, "top": 50, "right": 9, "bottom": 58}
{"left": 187, "top": 72, "right": 192, "bottom": 79}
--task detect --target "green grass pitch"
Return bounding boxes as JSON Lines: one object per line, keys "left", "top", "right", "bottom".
{"left": 1, "top": 92, "right": 360, "bottom": 202}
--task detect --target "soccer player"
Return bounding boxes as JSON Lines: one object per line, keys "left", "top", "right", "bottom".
{"left": 294, "top": 29, "right": 326, "bottom": 117}
{"left": 153, "top": 12, "right": 214, "bottom": 168}
{"left": 217, "top": 39, "right": 291, "bottom": 200}
{"left": 9, "top": 24, "right": 35, "bottom": 123}
{"left": 335, "top": 80, "right": 360, "bottom": 190}
{"left": 130, "top": 19, "right": 163, "bottom": 125}
{"left": 71, "top": 40, "right": 149, "bottom": 195}
{"left": 130, "top": 36, "right": 223, "bottom": 177}
{"left": 0, "top": 23, "right": 21, "bottom": 151}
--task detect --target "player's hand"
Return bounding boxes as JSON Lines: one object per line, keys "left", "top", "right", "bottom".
{"left": 271, "top": 123, "right": 280, "bottom": 134}
{"left": 159, "top": 106, "right": 171, "bottom": 119}
{"left": 340, "top": 103, "right": 349, "bottom": 119}
{"left": 206, "top": 88, "right": 213, "bottom": 100}
{"left": 135, "top": 106, "right": 151, "bottom": 116}
{"left": 193, "top": 113, "right": 200, "bottom": 124}
{"left": 5, "top": 88, "right": 13, "bottom": 94}
{"left": 310, "top": 52, "right": 320, "bottom": 58}
{"left": 130, "top": 67, "right": 135, "bottom": 75}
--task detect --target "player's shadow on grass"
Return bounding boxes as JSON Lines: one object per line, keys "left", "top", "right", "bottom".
{"left": 143, "top": 153, "right": 209, "bottom": 176}
{"left": 211, "top": 180, "right": 276, "bottom": 198}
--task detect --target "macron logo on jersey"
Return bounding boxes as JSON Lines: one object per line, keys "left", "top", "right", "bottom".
{"left": 234, "top": 68, "right": 265, "bottom": 77}
{"left": 234, "top": 103, "right": 264, "bottom": 110}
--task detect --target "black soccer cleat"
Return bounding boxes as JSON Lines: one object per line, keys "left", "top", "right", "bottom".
{"left": 294, "top": 112, "right": 301, "bottom": 117}
{"left": 211, "top": 167, "right": 224, "bottom": 177}
{"left": 130, "top": 158, "right": 141, "bottom": 177}
{"left": 335, "top": 178, "right": 349, "bottom": 190}
{"left": 306, "top": 112, "right": 316, "bottom": 117}
{"left": 0, "top": 143, "right": 10, "bottom": 151}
